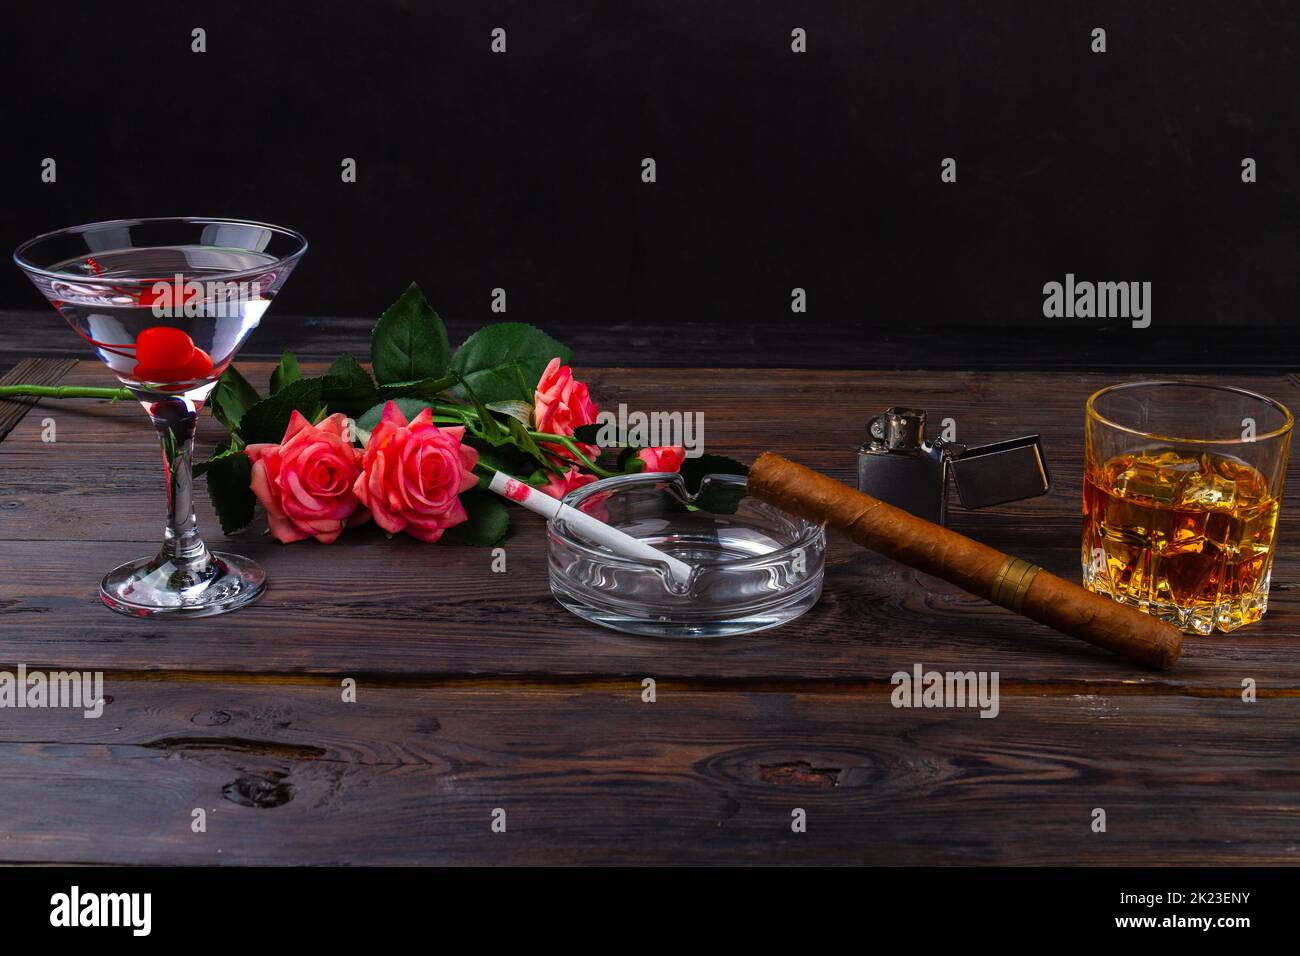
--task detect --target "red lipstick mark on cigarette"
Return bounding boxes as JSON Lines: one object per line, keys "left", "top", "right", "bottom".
{"left": 503, "top": 478, "right": 531, "bottom": 503}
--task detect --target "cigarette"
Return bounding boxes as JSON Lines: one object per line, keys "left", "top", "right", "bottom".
{"left": 747, "top": 452, "right": 1182, "bottom": 669}
{"left": 488, "top": 471, "right": 694, "bottom": 586}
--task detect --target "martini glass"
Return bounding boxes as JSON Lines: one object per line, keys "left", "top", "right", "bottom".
{"left": 14, "top": 217, "right": 307, "bottom": 617}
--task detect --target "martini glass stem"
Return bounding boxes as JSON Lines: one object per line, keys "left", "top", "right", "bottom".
{"left": 149, "top": 398, "right": 210, "bottom": 566}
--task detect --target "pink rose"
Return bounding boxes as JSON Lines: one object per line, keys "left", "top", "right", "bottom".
{"left": 246, "top": 411, "right": 368, "bottom": 544}
{"left": 537, "top": 467, "right": 598, "bottom": 500}
{"left": 636, "top": 445, "right": 687, "bottom": 472}
{"left": 353, "top": 401, "right": 480, "bottom": 543}
{"left": 534, "top": 357, "right": 599, "bottom": 458}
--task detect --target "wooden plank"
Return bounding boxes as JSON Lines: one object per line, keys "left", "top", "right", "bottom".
{"left": 0, "top": 357, "right": 76, "bottom": 441}
{"left": 3, "top": 357, "right": 1298, "bottom": 867}
{"left": 3, "top": 539, "right": 1300, "bottom": 688}
{"left": 0, "top": 680, "right": 1294, "bottom": 865}
{"left": 2, "top": 364, "right": 1299, "bottom": 687}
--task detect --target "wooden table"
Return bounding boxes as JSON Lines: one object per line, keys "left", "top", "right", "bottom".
{"left": 2, "top": 357, "right": 1299, "bottom": 865}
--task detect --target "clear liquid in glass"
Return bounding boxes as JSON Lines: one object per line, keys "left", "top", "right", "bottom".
{"left": 46, "top": 246, "right": 279, "bottom": 404}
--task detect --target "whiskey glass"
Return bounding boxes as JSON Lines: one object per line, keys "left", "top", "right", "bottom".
{"left": 14, "top": 217, "right": 307, "bottom": 617}
{"left": 1083, "top": 381, "right": 1292, "bottom": 634}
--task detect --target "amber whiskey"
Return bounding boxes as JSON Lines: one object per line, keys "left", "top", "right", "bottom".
{"left": 1082, "top": 449, "right": 1280, "bottom": 634}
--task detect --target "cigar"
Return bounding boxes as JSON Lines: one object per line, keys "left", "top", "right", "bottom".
{"left": 747, "top": 452, "right": 1182, "bottom": 669}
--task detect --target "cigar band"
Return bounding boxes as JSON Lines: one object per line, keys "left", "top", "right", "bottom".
{"left": 990, "top": 557, "right": 1040, "bottom": 613}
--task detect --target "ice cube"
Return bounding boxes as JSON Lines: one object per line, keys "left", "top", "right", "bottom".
{"left": 1114, "top": 457, "right": 1183, "bottom": 503}
{"left": 1210, "top": 454, "right": 1269, "bottom": 506}
{"left": 1178, "top": 471, "right": 1237, "bottom": 509}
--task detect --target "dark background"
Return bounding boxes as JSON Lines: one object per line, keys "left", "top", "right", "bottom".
{"left": 3, "top": 0, "right": 1298, "bottom": 367}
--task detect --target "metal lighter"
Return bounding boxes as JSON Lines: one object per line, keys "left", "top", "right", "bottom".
{"left": 857, "top": 407, "right": 1051, "bottom": 525}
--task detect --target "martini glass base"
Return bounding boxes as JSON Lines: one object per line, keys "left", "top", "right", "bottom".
{"left": 100, "top": 551, "right": 267, "bottom": 618}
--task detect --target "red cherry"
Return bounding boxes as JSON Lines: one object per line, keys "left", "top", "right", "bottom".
{"left": 183, "top": 347, "right": 215, "bottom": 378}
{"left": 133, "top": 347, "right": 214, "bottom": 385}
{"left": 135, "top": 326, "right": 196, "bottom": 369}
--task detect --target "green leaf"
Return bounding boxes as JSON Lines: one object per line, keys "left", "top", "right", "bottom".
{"left": 469, "top": 441, "right": 528, "bottom": 471}
{"left": 354, "top": 398, "right": 470, "bottom": 440}
{"left": 573, "top": 423, "right": 602, "bottom": 445}
{"left": 210, "top": 365, "right": 260, "bottom": 432}
{"left": 486, "top": 399, "right": 533, "bottom": 427}
{"left": 210, "top": 433, "right": 245, "bottom": 459}
{"left": 203, "top": 449, "right": 256, "bottom": 534}
{"left": 195, "top": 445, "right": 234, "bottom": 479}
{"left": 439, "top": 491, "right": 510, "bottom": 546}
{"left": 524, "top": 466, "right": 555, "bottom": 486}
{"left": 327, "top": 353, "right": 372, "bottom": 387}
{"left": 466, "top": 438, "right": 530, "bottom": 490}
{"left": 457, "top": 375, "right": 508, "bottom": 441}
{"left": 679, "top": 454, "right": 750, "bottom": 515}
{"left": 323, "top": 362, "right": 459, "bottom": 418}
{"left": 371, "top": 282, "right": 451, "bottom": 385}
{"left": 376, "top": 374, "right": 459, "bottom": 401}
{"left": 269, "top": 350, "right": 302, "bottom": 395}
{"left": 319, "top": 353, "right": 379, "bottom": 416}
{"left": 506, "top": 418, "right": 565, "bottom": 476}
{"left": 446, "top": 376, "right": 560, "bottom": 476}
{"left": 679, "top": 454, "right": 749, "bottom": 492}
{"left": 356, "top": 398, "right": 427, "bottom": 434}
{"left": 450, "top": 322, "right": 571, "bottom": 406}
{"left": 238, "top": 377, "right": 324, "bottom": 445}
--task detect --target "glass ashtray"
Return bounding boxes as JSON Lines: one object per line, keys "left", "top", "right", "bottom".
{"left": 548, "top": 472, "right": 826, "bottom": 637}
